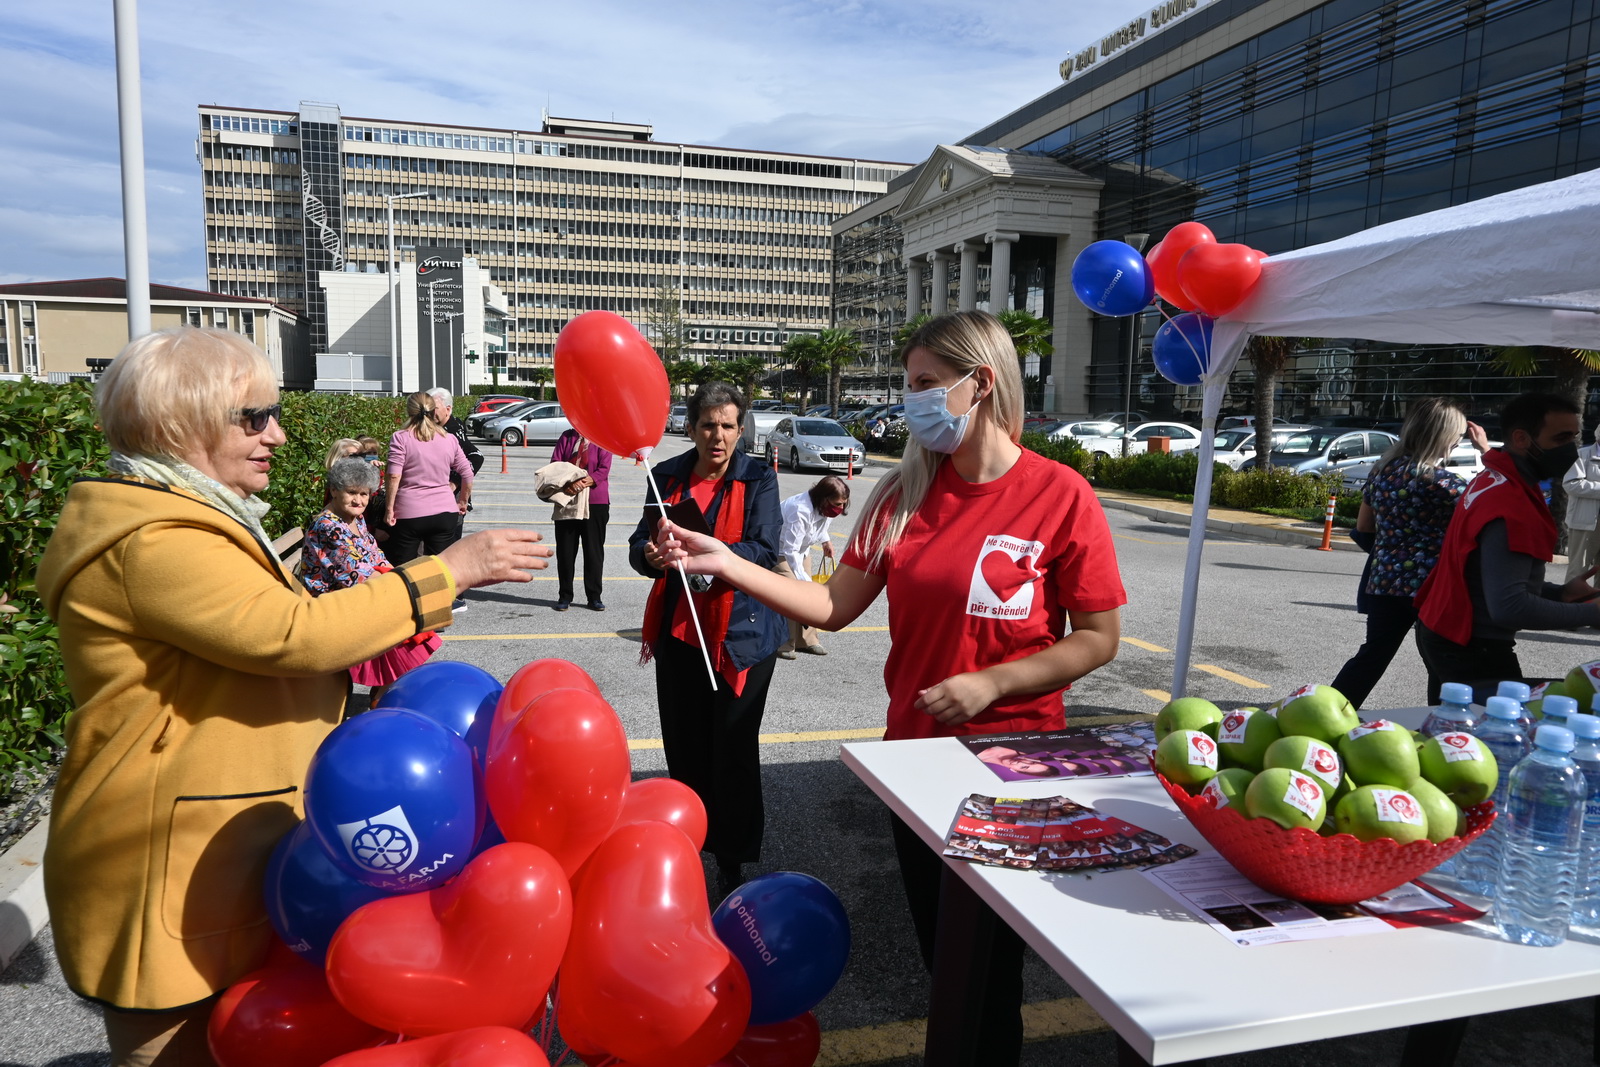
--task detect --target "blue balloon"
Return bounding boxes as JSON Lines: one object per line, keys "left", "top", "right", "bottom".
{"left": 304, "top": 710, "right": 483, "bottom": 891}
{"left": 263, "top": 821, "right": 390, "bottom": 966}
{"left": 1071, "top": 240, "right": 1155, "bottom": 317}
{"left": 471, "top": 810, "right": 507, "bottom": 858}
{"left": 1151, "top": 312, "right": 1215, "bottom": 386}
{"left": 373, "top": 661, "right": 502, "bottom": 763}
{"left": 713, "top": 871, "right": 851, "bottom": 1025}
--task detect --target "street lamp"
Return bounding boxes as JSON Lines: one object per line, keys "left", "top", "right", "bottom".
{"left": 387, "top": 190, "right": 432, "bottom": 395}
{"left": 1121, "top": 232, "right": 1150, "bottom": 456}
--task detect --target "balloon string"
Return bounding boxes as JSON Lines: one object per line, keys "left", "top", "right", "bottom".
{"left": 643, "top": 460, "right": 720, "bottom": 692}
{"left": 541, "top": 980, "right": 561, "bottom": 1058}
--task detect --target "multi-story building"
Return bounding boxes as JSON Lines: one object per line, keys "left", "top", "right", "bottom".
{"left": 197, "top": 105, "right": 910, "bottom": 386}
{"left": 835, "top": 0, "right": 1600, "bottom": 418}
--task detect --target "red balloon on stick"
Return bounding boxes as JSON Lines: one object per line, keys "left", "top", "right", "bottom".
{"left": 488, "top": 659, "right": 602, "bottom": 752}
{"left": 554, "top": 310, "right": 671, "bottom": 461}
{"left": 1176, "top": 242, "right": 1265, "bottom": 317}
{"left": 324, "top": 842, "right": 573, "bottom": 1037}
{"left": 1145, "top": 221, "right": 1216, "bottom": 308}
{"left": 558, "top": 821, "right": 752, "bottom": 1067}
{"left": 208, "top": 949, "right": 392, "bottom": 1067}
{"left": 322, "top": 1027, "right": 551, "bottom": 1067}
{"left": 734, "top": 1013, "right": 823, "bottom": 1067}
{"left": 485, "top": 688, "right": 631, "bottom": 876}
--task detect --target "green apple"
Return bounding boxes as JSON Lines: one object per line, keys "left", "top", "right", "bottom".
{"left": 1245, "top": 767, "right": 1326, "bottom": 830}
{"left": 1216, "top": 707, "right": 1281, "bottom": 771}
{"left": 1276, "top": 684, "right": 1359, "bottom": 744}
{"left": 1418, "top": 732, "right": 1499, "bottom": 807}
{"left": 1334, "top": 785, "right": 1430, "bottom": 844}
{"left": 1262, "top": 735, "right": 1343, "bottom": 796}
{"left": 1338, "top": 720, "right": 1422, "bottom": 788}
{"left": 1529, "top": 680, "right": 1568, "bottom": 719}
{"left": 1155, "top": 729, "right": 1220, "bottom": 790}
{"left": 1407, "top": 777, "right": 1466, "bottom": 843}
{"left": 1156, "top": 697, "right": 1223, "bottom": 741}
{"left": 1565, "top": 662, "right": 1600, "bottom": 709}
{"left": 1200, "top": 767, "right": 1256, "bottom": 810}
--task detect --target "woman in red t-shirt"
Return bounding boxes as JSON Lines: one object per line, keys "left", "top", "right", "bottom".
{"left": 654, "top": 310, "right": 1126, "bottom": 1063}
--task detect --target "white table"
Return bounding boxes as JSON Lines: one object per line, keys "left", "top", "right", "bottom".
{"left": 841, "top": 712, "right": 1600, "bottom": 1066}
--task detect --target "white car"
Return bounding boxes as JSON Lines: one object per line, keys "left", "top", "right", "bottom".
{"left": 1047, "top": 419, "right": 1123, "bottom": 443}
{"left": 488, "top": 403, "right": 573, "bottom": 446}
{"left": 1075, "top": 421, "right": 1203, "bottom": 460}
{"left": 1339, "top": 438, "right": 1499, "bottom": 492}
{"left": 1211, "top": 425, "right": 1315, "bottom": 470}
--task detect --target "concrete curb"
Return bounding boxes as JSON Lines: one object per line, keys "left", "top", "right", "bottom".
{"left": 1098, "top": 496, "right": 1361, "bottom": 552}
{"left": 0, "top": 814, "right": 48, "bottom": 972}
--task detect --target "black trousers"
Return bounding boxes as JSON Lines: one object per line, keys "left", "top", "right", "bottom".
{"left": 554, "top": 504, "right": 609, "bottom": 604}
{"left": 890, "top": 812, "right": 1025, "bottom": 1064}
{"left": 1414, "top": 623, "right": 1524, "bottom": 706}
{"left": 655, "top": 634, "right": 777, "bottom": 864}
{"left": 1330, "top": 595, "right": 1420, "bottom": 709}
{"left": 386, "top": 510, "right": 460, "bottom": 564}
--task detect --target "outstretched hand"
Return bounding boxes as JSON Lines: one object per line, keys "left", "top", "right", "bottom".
{"left": 1562, "top": 563, "right": 1600, "bottom": 603}
{"left": 438, "top": 528, "right": 552, "bottom": 589}
{"left": 654, "top": 518, "right": 734, "bottom": 577}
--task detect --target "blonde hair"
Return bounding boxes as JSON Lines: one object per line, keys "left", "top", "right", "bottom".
{"left": 853, "top": 311, "right": 1024, "bottom": 569}
{"left": 1380, "top": 397, "right": 1467, "bottom": 472}
{"left": 325, "top": 438, "right": 360, "bottom": 468}
{"left": 97, "top": 327, "right": 278, "bottom": 459}
{"left": 355, "top": 435, "right": 382, "bottom": 455}
{"left": 404, "top": 391, "right": 441, "bottom": 442}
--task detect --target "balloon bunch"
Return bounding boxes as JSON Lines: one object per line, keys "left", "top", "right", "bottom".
{"left": 1070, "top": 221, "right": 1268, "bottom": 388}
{"left": 209, "top": 658, "right": 847, "bottom": 1067}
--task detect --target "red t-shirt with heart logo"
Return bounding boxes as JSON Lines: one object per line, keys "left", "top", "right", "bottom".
{"left": 841, "top": 447, "right": 1126, "bottom": 740}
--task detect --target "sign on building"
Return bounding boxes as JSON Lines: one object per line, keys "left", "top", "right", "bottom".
{"left": 415, "top": 250, "right": 465, "bottom": 393}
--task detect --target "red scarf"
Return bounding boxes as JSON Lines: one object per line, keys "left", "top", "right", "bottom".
{"left": 1415, "top": 448, "right": 1557, "bottom": 644}
{"left": 640, "top": 475, "right": 747, "bottom": 680}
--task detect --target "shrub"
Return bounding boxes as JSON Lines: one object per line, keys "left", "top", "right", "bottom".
{"left": 258, "top": 393, "right": 408, "bottom": 537}
{"left": 849, "top": 422, "right": 908, "bottom": 457}
{"left": 1020, "top": 432, "right": 1092, "bottom": 478}
{"left": 1215, "top": 466, "right": 1336, "bottom": 510}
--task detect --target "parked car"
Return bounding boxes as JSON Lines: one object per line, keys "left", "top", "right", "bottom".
{"left": 468, "top": 398, "right": 542, "bottom": 438}
{"left": 471, "top": 394, "right": 527, "bottom": 414}
{"left": 1074, "top": 421, "right": 1204, "bottom": 460}
{"left": 1218, "top": 415, "right": 1297, "bottom": 430}
{"left": 1092, "top": 410, "right": 1149, "bottom": 426}
{"left": 764, "top": 417, "right": 865, "bottom": 473}
{"left": 1240, "top": 427, "right": 1399, "bottom": 475}
{"left": 1211, "top": 425, "right": 1315, "bottom": 469}
{"left": 667, "top": 403, "right": 688, "bottom": 434}
{"left": 487, "top": 403, "right": 573, "bottom": 446}
{"left": 740, "top": 410, "right": 789, "bottom": 455}
{"left": 1338, "top": 437, "right": 1499, "bottom": 492}
{"left": 1048, "top": 419, "right": 1123, "bottom": 443}
{"left": 864, "top": 404, "right": 906, "bottom": 442}
{"left": 840, "top": 404, "right": 891, "bottom": 428}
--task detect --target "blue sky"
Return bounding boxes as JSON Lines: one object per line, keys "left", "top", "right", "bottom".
{"left": 0, "top": 0, "right": 1153, "bottom": 290}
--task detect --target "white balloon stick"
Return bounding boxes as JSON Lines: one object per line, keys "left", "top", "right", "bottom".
{"left": 642, "top": 458, "right": 720, "bottom": 692}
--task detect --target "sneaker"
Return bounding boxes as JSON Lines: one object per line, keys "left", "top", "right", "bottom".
{"left": 451, "top": 598, "right": 468, "bottom": 613}
{"left": 554, "top": 599, "right": 571, "bottom": 612}
{"left": 799, "top": 645, "right": 828, "bottom": 656}
{"left": 587, "top": 600, "right": 606, "bottom": 612}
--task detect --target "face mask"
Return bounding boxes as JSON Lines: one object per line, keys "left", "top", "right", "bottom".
{"left": 1528, "top": 439, "right": 1579, "bottom": 480}
{"left": 905, "top": 371, "right": 981, "bottom": 454}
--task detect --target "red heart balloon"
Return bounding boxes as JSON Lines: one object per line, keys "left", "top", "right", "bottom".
{"left": 979, "top": 550, "right": 1035, "bottom": 603}
{"left": 555, "top": 310, "right": 670, "bottom": 460}
{"left": 1145, "top": 221, "right": 1216, "bottom": 308}
{"left": 490, "top": 660, "right": 602, "bottom": 752}
{"left": 486, "top": 688, "right": 631, "bottom": 876}
{"left": 734, "top": 1013, "right": 822, "bottom": 1067}
{"left": 617, "top": 777, "right": 709, "bottom": 852}
{"left": 558, "top": 822, "right": 752, "bottom": 1067}
{"left": 1176, "top": 242, "right": 1264, "bottom": 317}
{"left": 325, "top": 842, "right": 572, "bottom": 1036}
{"left": 208, "top": 949, "right": 391, "bottom": 1067}
{"left": 321, "top": 1026, "right": 551, "bottom": 1067}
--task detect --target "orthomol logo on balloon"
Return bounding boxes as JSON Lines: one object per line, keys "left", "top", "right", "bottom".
{"left": 724, "top": 895, "right": 779, "bottom": 968}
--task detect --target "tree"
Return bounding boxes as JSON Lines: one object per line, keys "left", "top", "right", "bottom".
{"left": 717, "top": 356, "right": 767, "bottom": 403}
{"left": 664, "top": 358, "right": 701, "bottom": 399}
{"left": 997, "top": 308, "right": 1054, "bottom": 411}
{"left": 814, "top": 327, "right": 862, "bottom": 411}
{"left": 530, "top": 366, "right": 552, "bottom": 402}
{"left": 782, "top": 334, "right": 824, "bottom": 409}
{"left": 643, "top": 279, "right": 687, "bottom": 363}
{"left": 894, "top": 314, "right": 931, "bottom": 356}
{"left": 1492, "top": 346, "right": 1600, "bottom": 414}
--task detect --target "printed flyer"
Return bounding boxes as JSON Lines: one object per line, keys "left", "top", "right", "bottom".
{"left": 942, "top": 794, "right": 1196, "bottom": 872}
{"left": 959, "top": 723, "right": 1159, "bottom": 783}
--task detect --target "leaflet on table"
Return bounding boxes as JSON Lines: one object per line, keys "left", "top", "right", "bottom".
{"left": 943, "top": 794, "right": 1196, "bottom": 871}
{"left": 1141, "top": 853, "right": 1484, "bottom": 946}
{"left": 959, "top": 723, "right": 1159, "bottom": 783}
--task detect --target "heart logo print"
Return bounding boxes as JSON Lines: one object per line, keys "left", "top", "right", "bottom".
{"left": 1443, "top": 733, "right": 1472, "bottom": 749}
{"left": 979, "top": 550, "right": 1036, "bottom": 602}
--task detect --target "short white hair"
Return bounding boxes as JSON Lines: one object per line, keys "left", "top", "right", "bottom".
{"left": 427, "top": 387, "right": 452, "bottom": 408}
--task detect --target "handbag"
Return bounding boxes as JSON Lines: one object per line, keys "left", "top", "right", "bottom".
{"left": 811, "top": 557, "right": 835, "bottom": 584}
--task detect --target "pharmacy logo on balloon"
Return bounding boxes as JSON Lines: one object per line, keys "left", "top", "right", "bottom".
{"left": 335, "top": 806, "right": 419, "bottom": 875}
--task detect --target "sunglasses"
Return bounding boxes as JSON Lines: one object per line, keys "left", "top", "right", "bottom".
{"left": 236, "top": 404, "right": 282, "bottom": 433}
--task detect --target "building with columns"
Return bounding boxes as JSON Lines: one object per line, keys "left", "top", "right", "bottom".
{"left": 836, "top": 0, "right": 1600, "bottom": 421}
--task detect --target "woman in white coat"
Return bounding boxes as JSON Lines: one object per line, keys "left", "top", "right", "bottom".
{"left": 1564, "top": 438, "right": 1600, "bottom": 582}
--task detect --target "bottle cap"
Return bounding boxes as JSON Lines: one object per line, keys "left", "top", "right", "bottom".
{"left": 1440, "top": 682, "right": 1474, "bottom": 706}
{"left": 1485, "top": 696, "right": 1522, "bottom": 721}
{"left": 1535, "top": 723, "right": 1576, "bottom": 752}
{"left": 1496, "top": 680, "right": 1532, "bottom": 702}
{"left": 1570, "top": 713, "right": 1600, "bottom": 740}
{"left": 1544, "top": 695, "right": 1580, "bottom": 720}
{"left": 1591, "top": 693, "right": 1600, "bottom": 714}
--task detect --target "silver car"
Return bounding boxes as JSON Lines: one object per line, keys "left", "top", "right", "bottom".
{"left": 468, "top": 398, "right": 541, "bottom": 439}
{"left": 485, "top": 403, "right": 573, "bottom": 447}
{"left": 667, "top": 404, "right": 688, "bottom": 434}
{"left": 1243, "top": 427, "right": 1398, "bottom": 475}
{"left": 765, "top": 416, "right": 865, "bottom": 473}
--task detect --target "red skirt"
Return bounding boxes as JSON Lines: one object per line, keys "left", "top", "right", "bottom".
{"left": 350, "top": 631, "right": 441, "bottom": 687}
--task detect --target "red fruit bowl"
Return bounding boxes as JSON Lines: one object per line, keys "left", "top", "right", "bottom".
{"left": 1154, "top": 770, "right": 1496, "bottom": 904}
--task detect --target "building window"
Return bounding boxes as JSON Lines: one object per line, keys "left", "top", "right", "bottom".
{"left": 240, "top": 309, "right": 256, "bottom": 341}
{"left": 185, "top": 307, "right": 202, "bottom": 328}
{"left": 0, "top": 301, "right": 9, "bottom": 371}
{"left": 19, "top": 302, "right": 39, "bottom": 375}
{"left": 212, "top": 308, "right": 228, "bottom": 330}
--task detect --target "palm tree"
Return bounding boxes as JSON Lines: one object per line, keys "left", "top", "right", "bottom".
{"left": 997, "top": 309, "right": 1054, "bottom": 411}
{"left": 783, "top": 334, "right": 824, "bottom": 409}
{"left": 814, "top": 327, "right": 862, "bottom": 411}
{"left": 530, "top": 366, "right": 552, "bottom": 402}
{"left": 1491, "top": 345, "right": 1600, "bottom": 413}
{"left": 1243, "top": 336, "right": 1321, "bottom": 469}
{"left": 664, "top": 359, "right": 700, "bottom": 399}
{"left": 894, "top": 314, "right": 931, "bottom": 356}
{"left": 717, "top": 356, "right": 767, "bottom": 404}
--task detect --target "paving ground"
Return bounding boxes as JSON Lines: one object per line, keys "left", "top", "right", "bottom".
{"left": 4, "top": 434, "right": 1598, "bottom": 1065}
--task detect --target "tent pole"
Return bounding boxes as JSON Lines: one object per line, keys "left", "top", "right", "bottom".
{"left": 1171, "top": 379, "right": 1226, "bottom": 697}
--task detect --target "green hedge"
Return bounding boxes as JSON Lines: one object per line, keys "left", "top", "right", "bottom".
{"left": 258, "top": 393, "right": 408, "bottom": 537}
{"left": 1082, "top": 446, "right": 1352, "bottom": 514}
{"left": 1019, "top": 431, "right": 1093, "bottom": 478}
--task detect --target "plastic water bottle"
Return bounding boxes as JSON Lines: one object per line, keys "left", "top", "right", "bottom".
{"left": 1497, "top": 680, "right": 1534, "bottom": 734}
{"left": 1421, "top": 682, "right": 1478, "bottom": 738}
{"left": 1495, "top": 725, "right": 1587, "bottom": 947}
{"left": 1570, "top": 714, "right": 1600, "bottom": 931}
{"left": 1539, "top": 695, "right": 1579, "bottom": 735}
{"left": 1456, "top": 696, "right": 1529, "bottom": 894}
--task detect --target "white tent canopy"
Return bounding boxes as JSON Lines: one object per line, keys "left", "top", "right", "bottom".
{"left": 1172, "top": 167, "right": 1600, "bottom": 695}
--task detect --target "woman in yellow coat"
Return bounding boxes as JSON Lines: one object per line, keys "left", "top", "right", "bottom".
{"left": 35, "top": 327, "right": 551, "bottom": 1065}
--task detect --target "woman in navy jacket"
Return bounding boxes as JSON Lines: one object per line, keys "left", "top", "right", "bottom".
{"left": 629, "top": 381, "right": 786, "bottom": 896}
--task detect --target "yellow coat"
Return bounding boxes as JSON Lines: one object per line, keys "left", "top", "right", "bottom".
{"left": 36, "top": 476, "right": 457, "bottom": 1010}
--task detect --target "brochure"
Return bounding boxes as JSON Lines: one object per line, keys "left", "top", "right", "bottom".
{"left": 1140, "top": 852, "right": 1484, "bottom": 946}
{"left": 942, "top": 793, "right": 1196, "bottom": 872}
{"left": 958, "top": 723, "right": 1159, "bottom": 783}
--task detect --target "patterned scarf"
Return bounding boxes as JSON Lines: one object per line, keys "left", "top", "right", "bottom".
{"left": 108, "top": 451, "right": 274, "bottom": 551}
{"left": 639, "top": 473, "right": 747, "bottom": 676}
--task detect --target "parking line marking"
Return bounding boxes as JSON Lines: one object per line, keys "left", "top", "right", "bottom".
{"left": 1142, "top": 689, "right": 1172, "bottom": 703}
{"left": 1195, "top": 664, "right": 1272, "bottom": 689}
{"left": 1121, "top": 637, "right": 1170, "bottom": 653}
{"left": 813, "top": 996, "right": 1106, "bottom": 1065}
{"left": 443, "top": 625, "right": 891, "bottom": 641}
